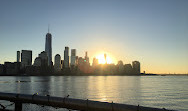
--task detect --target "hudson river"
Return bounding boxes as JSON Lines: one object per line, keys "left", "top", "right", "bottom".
{"left": 0, "top": 76, "right": 187, "bottom": 111}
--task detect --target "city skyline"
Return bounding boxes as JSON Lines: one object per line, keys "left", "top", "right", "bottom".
{"left": 0, "top": 0, "right": 188, "bottom": 74}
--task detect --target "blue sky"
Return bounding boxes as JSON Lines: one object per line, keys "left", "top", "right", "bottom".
{"left": 0, "top": 0, "right": 188, "bottom": 73}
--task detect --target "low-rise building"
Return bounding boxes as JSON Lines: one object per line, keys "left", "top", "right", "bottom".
{"left": 0, "top": 64, "right": 5, "bottom": 75}
{"left": 4, "top": 62, "right": 21, "bottom": 75}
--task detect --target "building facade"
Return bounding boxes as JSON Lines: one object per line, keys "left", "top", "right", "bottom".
{"left": 33, "top": 57, "right": 42, "bottom": 66}
{"left": 132, "top": 61, "right": 140, "bottom": 74}
{"left": 124, "top": 64, "right": 133, "bottom": 74}
{"left": 21, "top": 50, "right": 32, "bottom": 68}
{"left": 54, "top": 54, "right": 61, "bottom": 72}
{"left": 64, "top": 47, "right": 69, "bottom": 68}
{"left": 4, "top": 62, "right": 21, "bottom": 75}
{"left": 45, "top": 32, "right": 52, "bottom": 66}
{"left": 39, "top": 51, "right": 48, "bottom": 67}
{"left": 17, "top": 51, "right": 20, "bottom": 62}
{"left": 71, "top": 49, "right": 76, "bottom": 67}
{"left": 85, "top": 52, "right": 89, "bottom": 64}
{"left": 117, "top": 60, "right": 125, "bottom": 73}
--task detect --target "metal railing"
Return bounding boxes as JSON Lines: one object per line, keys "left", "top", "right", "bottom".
{"left": 0, "top": 92, "right": 175, "bottom": 111}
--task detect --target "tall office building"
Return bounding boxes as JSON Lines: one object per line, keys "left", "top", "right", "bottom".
{"left": 132, "top": 61, "right": 140, "bottom": 74}
{"left": 17, "top": 51, "right": 20, "bottom": 62}
{"left": 117, "top": 60, "right": 125, "bottom": 73}
{"left": 85, "top": 51, "right": 89, "bottom": 63}
{"left": 125, "top": 64, "right": 133, "bottom": 74}
{"left": 64, "top": 47, "right": 69, "bottom": 68}
{"left": 54, "top": 54, "right": 61, "bottom": 71}
{"left": 45, "top": 28, "right": 52, "bottom": 66}
{"left": 71, "top": 49, "right": 76, "bottom": 66}
{"left": 78, "top": 57, "right": 84, "bottom": 70}
{"left": 21, "top": 50, "right": 32, "bottom": 68}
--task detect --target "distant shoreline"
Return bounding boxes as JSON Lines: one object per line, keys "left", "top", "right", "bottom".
{"left": 0, "top": 73, "right": 187, "bottom": 76}
{"left": 0, "top": 73, "right": 152, "bottom": 76}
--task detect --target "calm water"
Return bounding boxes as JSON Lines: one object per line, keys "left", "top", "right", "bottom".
{"left": 0, "top": 76, "right": 187, "bottom": 111}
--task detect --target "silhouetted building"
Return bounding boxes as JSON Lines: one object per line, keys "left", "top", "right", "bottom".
{"left": 75, "top": 56, "right": 78, "bottom": 65}
{"left": 132, "top": 61, "right": 140, "bottom": 74}
{"left": 25, "top": 66, "right": 41, "bottom": 75}
{"left": 45, "top": 29, "right": 52, "bottom": 66}
{"left": 0, "top": 64, "right": 5, "bottom": 75}
{"left": 54, "top": 54, "right": 61, "bottom": 72}
{"left": 61, "top": 60, "right": 64, "bottom": 69}
{"left": 85, "top": 51, "right": 89, "bottom": 64}
{"left": 117, "top": 60, "right": 125, "bottom": 74}
{"left": 4, "top": 62, "right": 21, "bottom": 75}
{"left": 64, "top": 47, "right": 69, "bottom": 68}
{"left": 26, "top": 51, "right": 51, "bottom": 75}
{"left": 33, "top": 57, "right": 42, "bottom": 66}
{"left": 17, "top": 51, "right": 20, "bottom": 62}
{"left": 39, "top": 51, "right": 48, "bottom": 67}
{"left": 125, "top": 64, "right": 133, "bottom": 74}
{"left": 107, "top": 64, "right": 116, "bottom": 74}
{"left": 84, "top": 52, "right": 90, "bottom": 73}
{"left": 71, "top": 49, "right": 76, "bottom": 68}
{"left": 91, "top": 57, "right": 99, "bottom": 74}
{"left": 92, "top": 57, "right": 98, "bottom": 67}
{"left": 21, "top": 50, "right": 32, "bottom": 68}
{"left": 77, "top": 57, "right": 84, "bottom": 73}
{"left": 76, "top": 52, "right": 91, "bottom": 74}
{"left": 78, "top": 57, "right": 84, "bottom": 65}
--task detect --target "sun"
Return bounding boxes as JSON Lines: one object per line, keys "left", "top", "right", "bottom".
{"left": 96, "top": 54, "right": 113, "bottom": 64}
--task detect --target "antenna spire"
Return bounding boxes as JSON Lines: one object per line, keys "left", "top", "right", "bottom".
{"left": 48, "top": 24, "right": 50, "bottom": 33}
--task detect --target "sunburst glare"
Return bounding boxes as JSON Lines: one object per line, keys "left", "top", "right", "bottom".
{"left": 96, "top": 54, "right": 113, "bottom": 64}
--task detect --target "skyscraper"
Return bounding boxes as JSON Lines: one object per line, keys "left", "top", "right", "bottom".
{"left": 85, "top": 51, "right": 89, "bottom": 64}
{"left": 45, "top": 28, "right": 52, "bottom": 66}
{"left": 21, "top": 50, "right": 32, "bottom": 68}
{"left": 54, "top": 54, "right": 61, "bottom": 72}
{"left": 17, "top": 51, "right": 20, "bottom": 62}
{"left": 117, "top": 60, "right": 125, "bottom": 73}
{"left": 64, "top": 47, "right": 69, "bottom": 68}
{"left": 132, "top": 61, "right": 140, "bottom": 74}
{"left": 71, "top": 49, "right": 76, "bottom": 67}
{"left": 125, "top": 64, "right": 133, "bottom": 74}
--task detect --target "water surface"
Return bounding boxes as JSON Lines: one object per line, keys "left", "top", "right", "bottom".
{"left": 0, "top": 76, "right": 187, "bottom": 111}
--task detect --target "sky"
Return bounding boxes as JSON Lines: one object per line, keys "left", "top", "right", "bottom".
{"left": 0, "top": 0, "right": 188, "bottom": 74}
